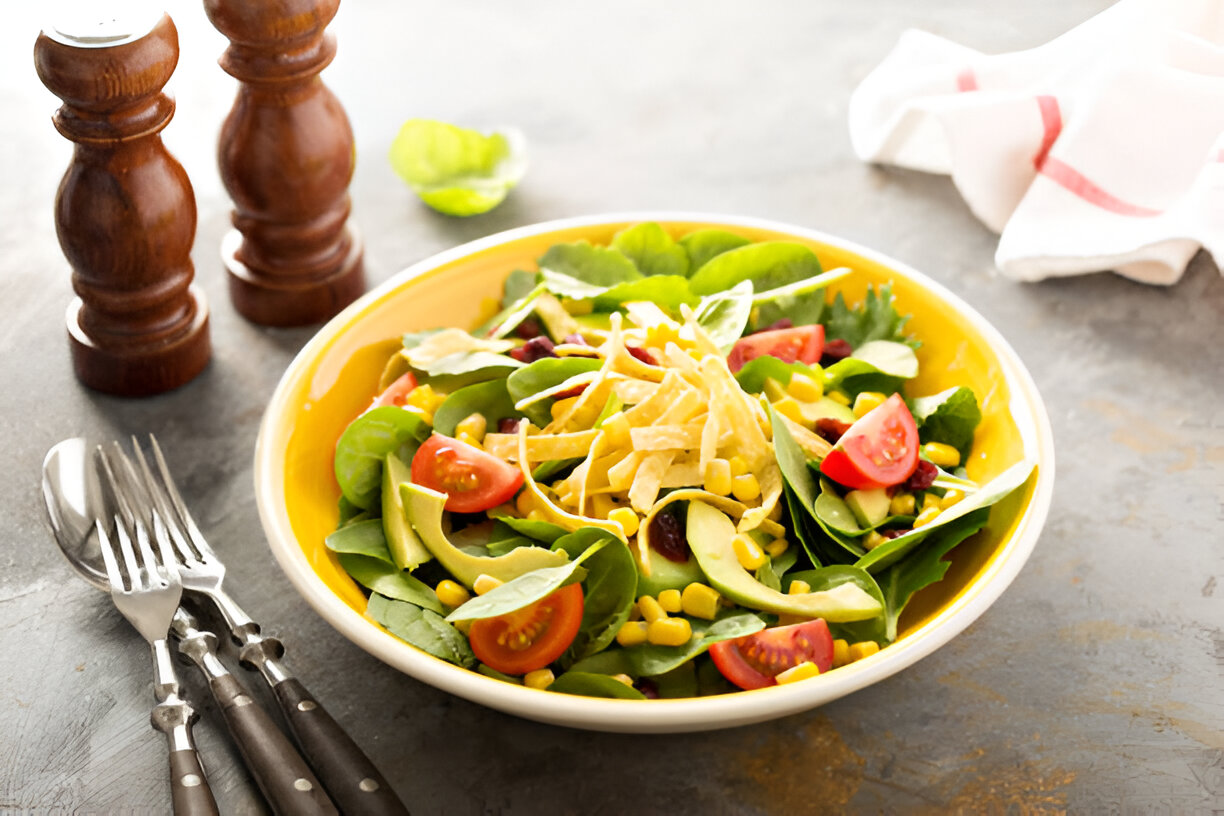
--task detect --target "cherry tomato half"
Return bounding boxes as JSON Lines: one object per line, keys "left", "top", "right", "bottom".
{"left": 468, "top": 583, "right": 584, "bottom": 675}
{"left": 727, "top": 325, "right": 825, "bottom": 374}
{"left": 410, "top": 434, "right": 524, "bottom": 514}
{"left": 819, "top": 393, "right": 918, "bottom": 490}
{"left": 372, "top": 372, "right": 419, "bottom": 409}
{"left": 709, "top": 619, "right": 835, "bottom": 690}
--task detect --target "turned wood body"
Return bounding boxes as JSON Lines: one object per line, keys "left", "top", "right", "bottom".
{"left": 34, "top": 14, "right": 210, "bottom": 396}
{"left": 205, "top": 0, "right": 365, "bottom": 327}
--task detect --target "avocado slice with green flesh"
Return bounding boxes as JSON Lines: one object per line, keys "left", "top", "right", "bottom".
{"left": 685, "top": 501, "right": 881, "bottom": 621}
{"left": 400, "top": 483, "right": 568, "bottom": 589}
{"left": 845, "top": 488, "right": 890, "bottom": 528}
{"left": 381, "top": 454, "right": 432, "bottom": 570}
{"left": 634, "top": 545, "right": 706, "bottom": 597}
{"left": 799, "top": 396, "right": 855, "bottom": 426}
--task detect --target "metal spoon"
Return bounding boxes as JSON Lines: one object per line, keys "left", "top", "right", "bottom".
{"left": 41, "top": 438, "right": 337, "bottom": 816}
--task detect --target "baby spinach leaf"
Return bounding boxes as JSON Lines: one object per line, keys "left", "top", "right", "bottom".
{"left": 417, "top": 350, "right": 520, "bottom": 379}
{"left": 651, "top": 661, "right": 699, "bottom": 699}
{"left": 824, "top": 285, "right": 914, "bottom": 349}
{"left": 785, "top": 566, "right": 886, "bottom": 645}
{"left": 388, "top": 119, "right": 526, "bottom": 217}
{"left": 554, "top": 531, "right": 638, "bottom": 666}
{"left": 547, "top": 672, "right": 647, "bottom": 699}
{"left": 824, "top": 340, "right": 919, "bottom": 385}
{"left": 531, "top": 458, "right": 582, "bottom": 482}
{"left": 569, "top": 612, "right": 766, "bottom": 678}
{"left": 506, "top": 356, "right": 603, "bottom": 426}
{"left": 688, "top": 241, "right": 824, "bottom": 296}
{"left": 501, "top": 269, "right": 539, "bottom": 308}
{"left": 432, "top": 379, "right": 522, "bottom": 437}
{"left": 367, "top": 593, "right": 475, "bottom": 667}
{"left": 337, "top": 495, "right": 368, "bottom": 527}
{"left": 735, "top": 357, "right": 820, "bottom": 395}
{"left": 445, "top": 537, "right": 608, "bottom": 621}
{"left": 334, "top": 406, "right": 430, "bottom": 509}
{"left": 611, "top": 222, "right": 689, "bottom": 278}
{"left": 595, "top": 276, "right": 698, "bottom": 310}
{"left": 679, "top": 228, "right": 750, "bottom": 271}
{"left": 912, "top": 386, "right": 982, "bottom": 462}
{"left": 493, "top": 515, "right": 569, "bottom": 544}
{"left": 477, "top": 664, "right": 523, "bottom": 684}
{"left": 338, "top": 554, "right": 444, "bottom": 612}
{"left": 538, "top": 241, "right": 641, "bottom": 288}
{"left": 855, "top": 460, "right": 1034, "bottom": 573}
{"left": 693, "top": 280, "right": 753, "bottom": 353}
{"left": 478, "top": 282, "right": 546, "bottom": 339}
{"left": 325, "top": 519, "right": 394, "bottom": 563}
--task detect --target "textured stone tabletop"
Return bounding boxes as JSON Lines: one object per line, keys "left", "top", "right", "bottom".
{"left": 2, "top": 1, "right": 1221, "bottom": 813}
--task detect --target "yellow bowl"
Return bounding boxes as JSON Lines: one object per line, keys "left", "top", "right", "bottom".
{"left": 255, "top": 213, "right": 1055, "bottom": 733}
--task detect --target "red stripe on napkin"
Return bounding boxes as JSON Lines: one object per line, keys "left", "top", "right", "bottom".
{"left": 956, "top": 69, "right": 978, "bottom": 92}
{"left": 1039, "top": 157, "right": 1162, "bottom": 217}
{"left": 1032, "top": 95, "right": 1061, "bottom": 169}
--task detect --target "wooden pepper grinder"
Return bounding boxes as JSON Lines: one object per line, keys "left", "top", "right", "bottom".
{"left": 34, "top": 11, "right": 211, "bottom": 396}
{"left": 204, "top": 0, "right": 365, "bottom": 327}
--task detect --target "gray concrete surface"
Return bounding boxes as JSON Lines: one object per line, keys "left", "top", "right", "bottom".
{"left": 3, "top": 1, "right": 1222, "bottom": 813}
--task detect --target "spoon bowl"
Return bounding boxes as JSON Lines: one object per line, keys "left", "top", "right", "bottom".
{"left": 42, "top": 436, "right": 109, "bottom": 590}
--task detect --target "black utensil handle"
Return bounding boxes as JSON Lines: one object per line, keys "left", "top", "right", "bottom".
{"left": 273, "top": 677, "right": 409, "bottom": 816}
{"left": 209, "top": 673, "right": 339, "bottom": 816}
{"left": 169, "top": 749, "right": 220, "bottom": 816}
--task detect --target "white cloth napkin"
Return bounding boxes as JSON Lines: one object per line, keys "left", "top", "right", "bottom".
{"left": 848, "top": 0, "right": 1224, "bottom": 284}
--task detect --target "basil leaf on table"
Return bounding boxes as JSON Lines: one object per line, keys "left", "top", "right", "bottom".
{"left": 334, "top": 406, "right": 430, "bottom": 509}
{"left": 693, "top": 280, "right": 753, "bottom": 353}
{"left": 506, "top": 356, "right": 603, "bottom": 426}
{"left": 547, "top": 672, "right": 648, "bottom": 700}
{"left": 432, "top": 379, "right": 522, "bottom": 437}
{"left": 679, "top": 229, "right": 751, "bottom": 272}
{"left": 367, "top": 593, "right": 475, "bottom": 667}
{"left": 912, "top": 386, "right": 983, "bottom": 462}
{"left": 388, "top": 119, "right": 526, "bottom": 217}
{"left": 338, "top": 554, "right": 445, "bottom": 613}
{"left": 611, "top": 222, "right": 690, "bottom": 278}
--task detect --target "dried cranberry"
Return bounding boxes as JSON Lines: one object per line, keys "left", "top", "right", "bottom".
{"left": 514, "top": 318, "right": 543, "bottom": 340}
{"left": 647, "top": 508, "right": 689, "bottom": 563}
{"left": 510, "top": 336, "right": 557, "bottom": 363}
{"left": 563, "top": 333, "right": 589, "bottom": 346}
{"left": 626, "top": 346, "right": 657, "bottom": 366}
{"left": 905, "top": 460, "right": 937, "bottom": 491}
{"left": 755, "top": 318, "right": 793, "bottom": 333}
{"left": 821, "top": 338, "right": 853, "bottom": 364}
{"left": 881, "top": 528, "right": 908, "bottom": 539}
{"left": 553, "top": 384, "right": 588, "bottom": 400}
{"left": 497, "top": 418, "right": 523, "bottom": 434}
{"left": 815, "top": 418, "right": 853, "bottom": 444}
{"left": 636, "top": 679, "right": 660, "bottom": 699}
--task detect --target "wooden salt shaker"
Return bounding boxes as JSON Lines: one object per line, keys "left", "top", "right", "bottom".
{"left": 205, "top": 0, "right": 365, "bottom": 327}
{"left": 34, "top": 11, "right": 211, "bottom": 396}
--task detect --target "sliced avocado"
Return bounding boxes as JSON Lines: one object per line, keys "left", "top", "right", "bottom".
{"left": 382, "top": 454, "right": 433, "bottom": 571}
{"left": 401, "top": 483, "right": 568, "bottom": 588}
{"left": 799, "top": 396, "right": 855, "bottom": 425}
{"left": 845, "top": 488, "right": 890, "bottom": 528}
{"left": 634, "top": 546, "right": 706, "bottom": 597}
{"left": 685, "top": 501, "right": 881, "bottom": 622}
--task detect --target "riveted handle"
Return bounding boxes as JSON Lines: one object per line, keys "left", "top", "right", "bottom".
{"left": 273, "top": 677, "right": 409, "bottom": 815}
{"left": 169, "top": 749, "right": 219, "bottom": 816}
{"left": 209, "top": 673, "right": 338, "bottom": 816}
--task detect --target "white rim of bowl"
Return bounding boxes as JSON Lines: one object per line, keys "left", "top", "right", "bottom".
{"left": 255, "top": 211, "right": 1055, "bottom": 733}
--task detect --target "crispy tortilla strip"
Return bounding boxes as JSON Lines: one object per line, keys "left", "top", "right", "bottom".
{"left": 404, "top": 329, "right": 514, "bottom": 368}
{"left": 660, "top": 460, "right": 702, "bottom": 489}
{"left": 515, "top": 424, "right": 624, "bottom": 540}
{"left": 602, "top": 313, "right": 666, "bottom": 383}
{"left": 513, "top": 370, "right": 601, "bottom": 413}
{"left": 622, "top": 370, "right": 688, "bottom": 427}
{"left": 611, "top": 378, "right": 659, "bottom": 405}
{"left": 628, "top": 451, "right": 675, "bottom": 513}
{"left": 624, "top": 301, "right": 675, "bottom": 330}
{"left": 699, "top": 406, "right": 720, "bottom": 472}
{"left": 776, "top": 414, "right": 834, "bottom": 460}
{"left": 607, "top": 451, "right": 645, "bottom": 492}
{"left": 483, "top": 430, "right": 599, "bottom": 462}
{"left": 629, "top": 423, "right": 705, "bottom": 452}
{"left": 700, "top": 356, "right": 771, "bottom": 471}
{"left": 738, "top": 463, "right": 782, "bottom": 533}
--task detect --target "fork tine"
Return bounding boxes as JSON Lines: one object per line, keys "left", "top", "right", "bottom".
{"left": 130, "top": 436, "right": 201, "bottom": 566}
{"left": 113, "top": 512, "right": 143, "bottom": 592}
{"left": 147, "top": 434, "right": 213, "bottom": 557}
{"left": 149, "top": 512, "right": 182, "bottom": 591}
{"left": 96, "top": 522, "right": 127, "bottom": 595}
{"left": 133, "top": 509, "right": 168, "bottom": 590}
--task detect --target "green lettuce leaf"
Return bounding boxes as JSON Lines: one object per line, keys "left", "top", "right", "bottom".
{"left": 388, "top": 119, "right": 526, "bottom": 216}
{"left": 367, "top": 593, "right": 475, "bottom": 666}
{"left": 688, "top": 241, "right": 824, "bottom": 296}
{"left": 538, "top": 241, "right": 641, "bottom": 289}
{"left": 547, "top": 672, "right": 647, "bottom": 699}
{"left": 679, "top": 229, "right": 751, "bottom": 272}
{"left": 611, "top": 222, "right": 689, "bottom": 277}
{"left": 912, "top": 386, "right": 982, "bottom": 462}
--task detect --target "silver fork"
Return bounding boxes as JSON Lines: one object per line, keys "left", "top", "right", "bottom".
{"left": 130, "top": 435, "right": 407, "bottom": 816}
{"left": 94, "top": 448, "right": 219, "bottom": 816}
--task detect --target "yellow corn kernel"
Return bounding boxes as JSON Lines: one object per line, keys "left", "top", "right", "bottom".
{"left": 615, "top": 620, "right": 649, "bottom": 647}
{"left": 591, "top": 494, "right": 616, "bottom": 520}
{"left": 731, "top": 473, "right": 761, "bottom": 502}
{"left": 788, "top": 579, "right": 811, "bottom": 595}
{"left": 524, "top": 669, "right": 555, "bottom": 690}
{"left": 728, "top": 455, "right": 750, "bottom": 477}
{"left": 863, "top": 530, "right": 888, "bottom": 551}
{"left": 913, "top": 506, "right": 941, "bottom": 528}
{"left": 646, "top": 322, "right": 681, "bottom": 348}
{"left": 681, "top": 583, "right": 722, "bottom": 620}
{"left": 765, "top": 538, "right": 789, "bottom": 558}
{"left": 776, "top": 661, "right": 821, "bottom": 685}
{"left": 786, "top": 373, "right": 823, "bottom": 402}
{"left": 771, "top": 396, "right": 805, "bottom": 426}
{"left": 608, "top": 507, "right": 640, "bottom": 537}
{"left": 832, "top": 639, "right": 851, "bottom": 668}
{"left": 941, "top": 489, "right": 966, "bottom": 509}
{"left": 657, "top": 589, "right": 683, "bottom": 614}
{"left": 406, "top": 384, "right": 446, "bottom": 414}
{"left": 561, "top": 297, "right": 594, "bottom": 315}
{"left": 435, "top": 580, "right": 470, "bottom": 608}
{"left": 703, "top": 458, "right": 733, "bottom": 496}
{"left": 455, "top": 431, "right": 482, "bottom": 450}
{"left": 849, "top": 641, "right": 881, "bottom": 662}
{"left": 550, "top": 396, "right": 580, "bottom": 423}
{"left": 853, "top": 391, "right": 888, "bottom": 419}
{"left": 473, "top": 574, "right": 503, "bottom": 595}
{"left": 514, "top": 490, "right": 535, "bottom": 518}
{"left": 637, "top": 595, "right": 667, "bottom": 623}
{"left": 733, "top": 534, "right": 768, "bottom": 571}
{"left": 403, "top": 405, "right": 433, "bottom": 425}
{"left": 921, "top": 441, "right": 961, "bottom": 468}
{"left": 602, "top": 412, "right": 632, "bottom": 449}
{"left": 627, "top": 603, "right": 643, "bottom": 622}
{"left": 889, "top": 492, "right": 916, "bottom": 516}
{"left": 647, "top": 617, "right": 693, "bottom": 647}
{"left": 826, "top": 390, "right": 851, "bottom": 407}
{"left": 921, "top": 492, "right": 943, "bottom": 514}
{"left": 454, "top": 412, "right": 487, "bottom": 443}
{"left": 611, "top": 673, "right": 635, "bottom": 687}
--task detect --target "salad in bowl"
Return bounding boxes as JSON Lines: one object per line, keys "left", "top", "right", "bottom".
{"left": 314, "top": 220, "right": 1038, "bottom": 702}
